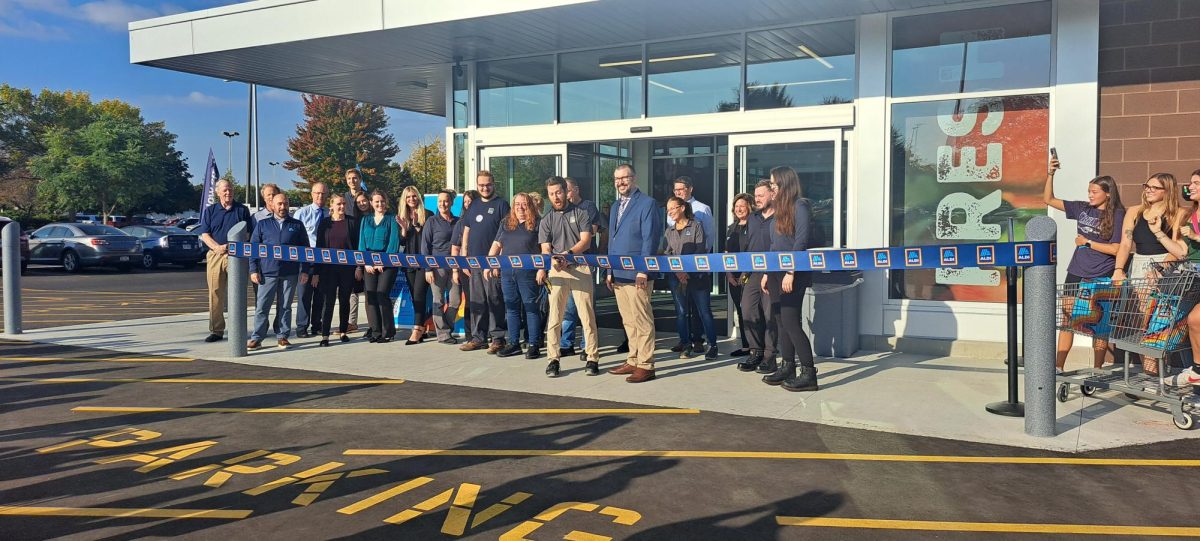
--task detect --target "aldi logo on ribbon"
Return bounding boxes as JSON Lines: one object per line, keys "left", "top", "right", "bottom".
{"left": 752, "top": 254, "right": 767, "bottom": 271}
{"left": 259, "top": 245, "right": 268, "bottom": 259}
{"left": 723, "top": 255, "right": 738, "bottom": 270}
{"left": 509, "top": 256, "right": 523, "bottom": 268}
{"left": 353, "top": 251, "right": 365, "bottom": 265}
{"left": 531, "top": 255, "right": 546, "bottom": 268}
{"left": 304, "top": 247, "right": 315, "bottom": 262}
{"left": 406, "top": 255, "right": 419, "bottom": 268}
{"left": 573, "top": 255, "right": 588, "bottom": 265}
{"left": 487, "top": 257, "right": 500, "bottom": 268}
{"left": 668, "top": 257, "right": 683, "bottom": 271}
{"left": 644, "top": 257, "right": 660, "bottom": 272}
{"left": 695, "top": 256, "right": 710, "bottom": 271}
{"left": 466, "top": 257, "right": 481, "bottom": 269}
{"left": 320, "top": 249, "right": 332, "bottom": 263}
{"left": 1050, "top": 242, "right": 1057, "bottom": 263}
{"left": 619, "top": 257, "right": 634, "bottom": 270}
{"left": 388, "top": 254, "right": 402, "bottom": 266}
{"left": 874, "top": 249, "right": 891, "bottom": 268}
{"left": 370, "top": 253, "right": 383, "bottom": 266}
{"left": 596, "top": 256, "right": 611, "bottom": 269}
{"left": 227, "top": 244, "right": 237, "bottom": 255}
{"left": 288, "top": 246, "right": 299, "bottom": 260}
{"left": 976, "top": 245, "right": 995, "bottom": 265}
{"left": 940, "top": 247, "right": 959, "bottom": 267}
{"left": 273, "top": 245, "right": 283, "bottom": 260}
{"left": 241, "top": 244, "right": 251, "bottom": 257}
{"left": 808, "top": 252, "right": 825, "bottom": 270}
{"left": 1015, "top": 243, "right": 1034, "bottom": 265}
{"left": 337, "top": 250, "right": 348, "bottom": 264}
{"left": 779, "top": 253, "right": 795, "bottom": 270}
{"left": 841, "top": 251, "right": 858, "bottom": 269}
{"left": 426, "top": 256, "right": 439, "bottom": 268}
{"left": 446, "top": 257, "right": 459, "bottom": 268}
{"left": 904, "top": 248, "right": 922, "bottom": 267}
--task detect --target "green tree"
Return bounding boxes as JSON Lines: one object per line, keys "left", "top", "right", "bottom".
{"left": 400, "top": 136, "right": 447, "bottom": 195}
{"left": 284, "top": 94, "right": 400, "bottom": 191}
{"left": 30, "top": 115, "right": 166, "bottom": 223}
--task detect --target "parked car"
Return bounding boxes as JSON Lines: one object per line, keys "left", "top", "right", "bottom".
{"left": 175, "top": 217, "right": 201, "bottom": 231}
{"left": 28, "top": 222, "right": 142, "bottom": 272}
{"left": 0, "top": 216, "right": 31, "bottom": 275}
{"left": 121, "top": 225, "right": 204, "bottom": 269}
{"left": 126, "top": 215, "right": 158, "bottom": 226}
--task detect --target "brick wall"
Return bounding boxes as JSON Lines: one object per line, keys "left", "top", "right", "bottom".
{"left": 1098, "top": 0, "right": 1200, "bottom": 204}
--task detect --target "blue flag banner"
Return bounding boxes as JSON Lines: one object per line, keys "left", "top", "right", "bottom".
{"left": 200, "top": 149, "right": 219, "bottom": 212}
{"left": 228, "top": 241, "right": 1056, "bottom": 273}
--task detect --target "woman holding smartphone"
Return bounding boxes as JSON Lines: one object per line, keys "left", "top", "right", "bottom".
{"left": 1043, "top": 156, "right": 1124, "bottom": 373}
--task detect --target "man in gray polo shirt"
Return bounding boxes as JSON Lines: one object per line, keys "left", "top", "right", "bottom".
{"left": 539, "top": 176, "right": 598, "bottom": 378}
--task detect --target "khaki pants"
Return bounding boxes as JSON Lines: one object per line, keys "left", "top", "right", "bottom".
{"left": 206, "top": 249, "right": 230, "bottom": 335}
{"left": 546, "top": 265, "right": 598, "bottom": 362}
{"left": 614, "top": 281, "right": 655, "bottom": 370}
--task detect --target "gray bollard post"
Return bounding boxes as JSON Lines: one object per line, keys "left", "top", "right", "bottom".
{"left": 227, "top": 222, "right": 249, "bottom": 357}
{"left": 2, "top": 220, "right": 21, "bottom": 335}
{"left": 1024, "top": 216, "right": 1058, "bottom": 437}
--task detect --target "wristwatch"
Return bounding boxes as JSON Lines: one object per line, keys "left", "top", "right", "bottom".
{"left": 1084, "top": 241, "right": 1092, "bottom": 249}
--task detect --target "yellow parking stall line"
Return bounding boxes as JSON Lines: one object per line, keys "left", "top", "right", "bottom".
{"left": 73, "top": 406, "right": 700, "bottom": 415}
{"left": 0, "top": 356, "right": 194, "bottom": 362}
{"left": 0, "top": 377, "right": 405, "bottom": 385}
{"left": 775, "top": 516, "right": 1200, "bottom": 536}
{"left": 339, "top": 448, "right": 1200, "bottom": 467}
{"left": 22, "top": 288, "right": 208, "bottom": 295}
{"left": 0, "top": 506, "right": 251, "bottom": 520}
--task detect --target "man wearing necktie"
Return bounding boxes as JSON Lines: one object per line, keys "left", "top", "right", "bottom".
{"left": 605, "top": 164, "right": 664, "bottom": 383}
{"left": 294, "top": 182, "right": 329, "bottom": 338}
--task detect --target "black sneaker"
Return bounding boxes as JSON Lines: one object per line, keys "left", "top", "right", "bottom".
{"left": 440, "top": 337, "right": 459, "bottom": 345}
{"left": 525, "top": 346, "right": 541, "bottom": 360}
{"left": 203, "top": 333, "right": 223, "bottom": 343}
{"left": 731, "top": 348, "right": 751, "bottom": 357}
{"left": 579, "top": 351, "right": 589, "bottom": 364}
{"left": 670, "top": 342, "right": 688, "bottom": 353}
{"left": 616, "top": 340, "right": 629, "bottom": 353}
{"left": 585, "top": 361, "right": 599, "bottom": 376}
{"left": 545, "top": 360, "right": 560, "bottom": 378}
{"left": 497, "top": 343, "right": 523, "bottom": 358}
{"left": 705, "top": 346, "right": 719, "bottom": 360}
{"left": 559, "top": 346, "right": 576, "bottom": 357}
{"left": 296, "top": 330, "right": 310, "bottom": 339}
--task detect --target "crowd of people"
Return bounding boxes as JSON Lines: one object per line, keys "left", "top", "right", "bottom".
{"left": 1048, "top": 160, "right": 1200, "bottom": 388}
{"left": 195, "top": 164, "right": 823, "bottom": 389}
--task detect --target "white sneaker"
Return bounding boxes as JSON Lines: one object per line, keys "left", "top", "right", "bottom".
{"left": 1165, "top": 367, "right": 1200, "bottom": 387}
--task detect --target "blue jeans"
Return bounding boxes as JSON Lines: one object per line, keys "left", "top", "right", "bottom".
{"left": 668, "top": 274, "right": 716, "bottom": 347}
{"left": 501, "top": 269, "right": 542, "bottom": 347}
{"left": 252, "top": 274, "right": 298, "bottom": 341}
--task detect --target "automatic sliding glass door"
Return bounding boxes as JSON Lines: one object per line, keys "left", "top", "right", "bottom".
{"left": 478, "top": 144, "right": 568, "bottom": 205}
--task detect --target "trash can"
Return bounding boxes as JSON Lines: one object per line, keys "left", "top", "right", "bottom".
{"left": 804, "top": 270, "right": 863, "bottom": 358}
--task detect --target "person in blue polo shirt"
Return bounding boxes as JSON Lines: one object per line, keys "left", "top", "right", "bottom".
{"left": 195, "top": 179, "right": 254, "bottom": 343}
{"left": 248, "top": 193, "right": 311, "bottom": 350}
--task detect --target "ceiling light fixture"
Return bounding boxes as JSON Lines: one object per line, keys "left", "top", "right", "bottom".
{"left": 797, "top": 45, "right": 833, "bottom": 69}
{"left": 747, "top": 78, "right": 849, "bottom": 89}
{"left": 599, "top": 52, "right": 717, "bottom": 68}
{"left": 649, "top": 80, "right": 683, "bottom": 94}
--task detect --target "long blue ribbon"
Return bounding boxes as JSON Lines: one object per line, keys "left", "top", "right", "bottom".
{"left": 228, "top": 241, "right": 1055, "bottom": 273}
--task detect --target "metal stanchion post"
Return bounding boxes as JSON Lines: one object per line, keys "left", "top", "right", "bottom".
{"left": 227, "top": 222, "right": 249, "bottom": 357}
{"left": 987, "top": 218, "right": 1025, "bottom": 417}
{"left": 2, "top": 220, "right": 21, "bottom": 335}
{"left": 1023, "top": 216, "right": 1058, "bottom": 437}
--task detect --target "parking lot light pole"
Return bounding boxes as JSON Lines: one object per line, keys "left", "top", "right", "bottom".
{"left": 2, "top": 219, "right": 22, "bottom": 335}
{"left": 222, "top": 131, "right": 240, "bottom": 182}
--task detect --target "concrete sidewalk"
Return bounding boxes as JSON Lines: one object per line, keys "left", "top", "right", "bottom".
{"left": 5, "top": 311, "right": 1197, "bottom": 453}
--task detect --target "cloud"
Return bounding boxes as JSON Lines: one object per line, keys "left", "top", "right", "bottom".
{"left": 0, "top": 0, "right": 188, "bottom": 37}
{"left": 76, "top": 0, "right": 161, "bottom": 31}
{"left": 149, "top": 91, "right": 241, "bottom": 107}
{"left": 0, "top": 13, "right": 70, "bottom": 40}
{"left": 258, "top": 88, "right": 298, "bottom": 102}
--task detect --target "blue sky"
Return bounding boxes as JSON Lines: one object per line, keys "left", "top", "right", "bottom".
{"left": 0, "top": 0, "right": 446, "bottom": 189}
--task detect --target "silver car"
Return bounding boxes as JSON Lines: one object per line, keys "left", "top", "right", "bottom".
{"left": 28, "top": 222, "right": 143, "bottom": 273}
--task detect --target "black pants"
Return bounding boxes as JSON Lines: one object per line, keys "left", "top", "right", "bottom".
{"left": 768, "top": 272, "right": 813, "bottom": 369}
{"left": 728, "top": 280, "right": 749, "bottom": 349}
{"left": 364, "top": 268, "right": 397, "bottom": 339}
{"left": 319, "top": 266, "right": 355, "bottom": 336}
{"left": 405, "top": 268, "right": 429, "bottom": 332}
{"left": 468, "top": 269, "right": 506, "bottom": 342}
{"left": 741, "top": 272, "right": 777, "bottom": 357}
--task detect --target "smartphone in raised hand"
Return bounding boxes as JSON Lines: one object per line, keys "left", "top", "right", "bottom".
{"left": 1049, "top": 147, "right": 1058, "bottom": 160}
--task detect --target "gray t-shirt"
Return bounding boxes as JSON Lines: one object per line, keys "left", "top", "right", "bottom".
{"left": 1064, "top": 200, "right": 1124, "bottom": 279}
{"left": 538, "top": 203, "right": 590, "bottom": 254}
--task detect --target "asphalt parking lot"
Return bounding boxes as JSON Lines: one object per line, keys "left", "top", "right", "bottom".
{"left": 4, "top": 271, "right": 1200, "bottom": 539}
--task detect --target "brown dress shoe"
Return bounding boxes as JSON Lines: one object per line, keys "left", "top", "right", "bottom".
{"left": 346, "top": 323, "right": 359, "bottom": 333}
{"left": 608, "top": 363, "right": 637, "bottom": 375}
{"left": 246, "top": 339, "right": 261, "bottom": 350}
{"left": 277, "top": 338, "right": 292, "bottom": 349}
{"left": 625, "top": 368, "right": 656, "bottom": 383}
{"left": 459, "top": 339, "right": 486, "bottom": 352}
{"left": 487, "top": 340, "right": 505, "bottom": 355}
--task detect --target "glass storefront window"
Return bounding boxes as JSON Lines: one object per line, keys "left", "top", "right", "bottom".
{"left": 892, "top": 2, "right": 1051, "bottom": 97}
{"left": 746, "top": 21, "right": 856, "bottom": 109}
{"left": 452, "top": 64, "right": 469, "bottom": 128}
{"left": 488, "top": 155, "right": 560, "bottom": 200}
{"left": 889, "top": 94, "right": 1049, "bottom": 301}
{"left": 647, "top": 35, "right": 742, "bottom": 117}
{"left": 453, "top": 132, "right": 468, "bottom": 193}
{"left": 478, "top": 56, "right": 554, "bottom": 127}
{"left": 560, "top": 46, "right": 643, "bottom": 123}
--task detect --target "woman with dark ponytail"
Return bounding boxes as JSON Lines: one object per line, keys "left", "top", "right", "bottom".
{"left": 760, "top": 166, "right": 818, "bottom": 392}
{"left": 1044, "top": 156, "right": 1125, "bottom": 373}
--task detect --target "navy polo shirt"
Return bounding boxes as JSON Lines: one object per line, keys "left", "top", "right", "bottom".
{"left": 195, "top": 201, "right": 253, "bottom": 244}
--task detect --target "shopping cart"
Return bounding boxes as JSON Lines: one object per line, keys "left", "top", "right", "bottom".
{"left": 1053, "top": 277, "right": 1124, "bottom": 401}
{"left": 1055, "top": 261, "right": 1200, "bottom": 430}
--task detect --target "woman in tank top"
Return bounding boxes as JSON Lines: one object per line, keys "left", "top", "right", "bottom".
{"left": 1114, "top": 173, "right": 1187, "bottom": 282}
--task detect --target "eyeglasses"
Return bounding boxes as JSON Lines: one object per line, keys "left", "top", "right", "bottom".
{"left": 1142, "top": 183, "right": 1165, "bottom": 192}
{"left": 614, "top": 176, "right": 634, "bottom": 181}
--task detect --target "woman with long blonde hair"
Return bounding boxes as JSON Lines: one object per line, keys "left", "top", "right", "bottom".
{"left": 1114, "top": 173, "right": 1186, "bottom": 282}
{"left": 397, "top": 185, "right": 433, "bottom": 344}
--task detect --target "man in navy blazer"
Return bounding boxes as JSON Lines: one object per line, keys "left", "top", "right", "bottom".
{"left": 604, "top": 164, "right": 663, "bottom": 383}
{"left": 249, "top": 193, "right": 312, "bottom": 350}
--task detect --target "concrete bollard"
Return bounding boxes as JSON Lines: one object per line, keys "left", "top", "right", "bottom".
{"left": 2, "top": 220, "right": 21, "bottom": 335}
{"left": 1024, "top": 216, "right": 1058, "bottom": 437}
{"left": 227, "top": 222, "right": 249, "bottom": 357}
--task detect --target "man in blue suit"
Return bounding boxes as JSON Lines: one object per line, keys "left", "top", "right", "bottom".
{"left": 604, "top": 164, "right": 664, "bottom": 383}
{"left": 249, "top": 193, "right": 312, "bottom": 350}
